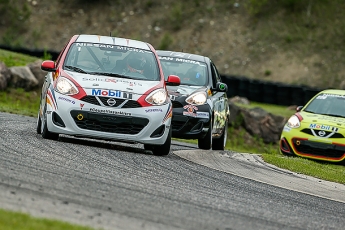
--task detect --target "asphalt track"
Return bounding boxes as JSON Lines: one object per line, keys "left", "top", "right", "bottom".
{"left": 0, "top": 112, "right": 345, "bottom": 230}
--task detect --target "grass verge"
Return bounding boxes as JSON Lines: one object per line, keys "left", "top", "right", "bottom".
{"left": 0, "top": 49, "right": 39, "bottom": 67}
{"left": 0, "top": 208, "right": 95, "bottom": 230}
{"left": 0, "top": 88, "right": 40, "bottom": 117}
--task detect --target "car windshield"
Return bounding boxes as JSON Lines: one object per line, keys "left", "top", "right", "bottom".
{"left": 159, "top": 56, "right": 208, "bottom": 86}
{"left": 63, "top": 42, "right": 160, "bottom": 81}
{"left": 304, "top": 93, "right": 345, "bottom": 118}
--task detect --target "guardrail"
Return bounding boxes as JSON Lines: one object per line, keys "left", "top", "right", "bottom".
{"left": 221, "top": 75, "right": 323, "bottom": 106}
{"left": 0, "top": 45, "right": 323, "bottom": 106}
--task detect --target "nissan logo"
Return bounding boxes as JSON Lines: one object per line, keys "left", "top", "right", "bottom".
{"left": 318, "top": 130, "right": 326, "bottom": 137}
{"left": 107, "top": 98, "right": 117, "bottom": 106}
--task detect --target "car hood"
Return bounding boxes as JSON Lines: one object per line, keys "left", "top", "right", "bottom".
{"left": 167, "top": 85, "right": 207, "bottom": 98}
{"left": 66, "top": 71, "right": 159, "bottom": 95}
{"left": 300, "top": 111, "right": 345, "bottom": 128}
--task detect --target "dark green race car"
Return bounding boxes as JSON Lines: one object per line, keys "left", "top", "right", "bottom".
{"left": 157, "top": 50, "right": 229, "bottom": 150}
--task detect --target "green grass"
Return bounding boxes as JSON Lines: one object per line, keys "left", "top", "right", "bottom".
{"left": 0, "top": 208, "right": 96, "bottom": 230}
{"left": 0, "top": 49, "right": 39, "bottom": 67}
{"left": 261, "top": 153, "right": 345, "bottom": 184}
{"left": 0, "top": 88, "right": 40, "bottom": 117}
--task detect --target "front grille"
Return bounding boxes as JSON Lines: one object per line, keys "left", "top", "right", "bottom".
{"left": 80, "top": 96, "right": 141, "bottom": 108}
{"left": 81, "top": 96, "right": 101, "bottom": 106}
{"left": 98, "top": 96, "right": 126, "bottom": 107}
{"left": 300, "top": 128, "right": 344, "bottom": 138}
{"left": 122, "top": 100, "right": 141, "bottom": 108}
{"left": 172, "top": 120, "right": 187, "bottom": 131}
{"left": 293, "top": 139, "right": 345, "bottom": 159}
{"left": 70, "top": 110, "right": 148, "bottom": 135}
{"left": 171, "top": 115, "right": 188, "bottom": 131}
{"left": 172, "top": 101, "right": 183, "bottom": 108}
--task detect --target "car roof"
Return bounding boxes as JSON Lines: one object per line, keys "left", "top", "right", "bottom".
{"left": 75, "top": 34, "right": 152, "bottom": 51}
{"left": 318, "top": 89, "right": 345, "bottom": 95}
{"left": 156, "top": 50, "right": 208, "bottom": 63}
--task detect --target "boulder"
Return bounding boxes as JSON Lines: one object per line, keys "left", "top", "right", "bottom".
{"left": 27, "top": 59, "right": 46, "bottom": 87}
{"left": 0, "top": 62, "right": 11, "bottom": 90}
{"left": 228, "top": 101, "right": 242, "bottom": 127}
{"left": 9, "top": 66, "right": 39, "bottom": 90}
{"left": 229, "top": 95, "right": 250, "bottom": 105}
{"left": 228, "top": 102, "right": 288, "bottom": 144}
{"left": 241, "top": 107, "right": 287, "bottom": 144}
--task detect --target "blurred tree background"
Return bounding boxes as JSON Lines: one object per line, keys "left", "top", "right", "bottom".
{"left": 0, "top": 0, "right": 344, "bottom": 89}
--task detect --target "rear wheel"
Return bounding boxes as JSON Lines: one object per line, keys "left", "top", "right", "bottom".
{"left": 198, "top": 117, "right": 212, "bottom": 150}
{"left": 212, "top": 120, "right": 228, "bottom": 150}
{"left": 41, "top": 100, "right": 59, "bottom": 140}
{"left": 144, "top": 127, "right": 172, "bottom": 156}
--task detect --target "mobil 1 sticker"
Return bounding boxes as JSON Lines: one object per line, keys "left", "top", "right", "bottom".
{"left": 84, "top": 88, "right": 139, "bottom": 100}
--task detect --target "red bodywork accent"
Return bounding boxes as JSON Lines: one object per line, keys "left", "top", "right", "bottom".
{"left": 291, "top": 137, "right": 345, "bottom": 161}
{"left": 295, "top": 112, "right": 303, "bottom": 121}
{"left": 166, "top": 75, "right": 181, "bottom": 86}
{"left": 148, "top": 43, "right": 165, "bottom": 83}
{"left": 136, "top": 43, "right": 168, "bottom": 107}
{"left": 49, "top": 35, "right": 87, "bottom": 100}
{"left": 41, "top": 60, "right": 56, "bottom": 71}
{"left": 55, "top": 69, "right": 87, "bottom": 100}
{"left": 279, "top": 138, "right": 291, "bottom": 153}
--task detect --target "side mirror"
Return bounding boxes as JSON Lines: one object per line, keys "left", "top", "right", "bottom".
{"left": 296, "top": 106, "right": 303, "bottom": 112}
{"left": 214, "top": 82, "right": 228, "bottom": 92}
{"left": 166, "top": 75, "right": 180, "bottom": 86}
{"left": 41, "top": 60, "right": 56, "bottom": 72}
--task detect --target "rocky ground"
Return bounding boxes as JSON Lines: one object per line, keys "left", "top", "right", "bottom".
{"left": 1, "top": 0, "right": 344, "bottom": 89}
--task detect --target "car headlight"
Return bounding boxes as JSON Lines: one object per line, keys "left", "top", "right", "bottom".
{"left": 55, "top": 77, "right": 79, "bottom": 95}
{"left": 186, "top": 92, "right": 207, "bottom": 105}
{"left": 145, "top": 88, "right": 167, "bottom": 105}
{"left": 287, "top": 115, "right": 300, "bottom": 128}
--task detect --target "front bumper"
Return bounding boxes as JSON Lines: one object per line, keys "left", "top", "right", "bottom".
{"left": 280, "top": 128, "right": 345, "bottom": 162}
{"left": 171, "top": 103, "right": 211, "bottom": 139}
{"left": 45, "top": 93, "right": 172, "bottom": 145}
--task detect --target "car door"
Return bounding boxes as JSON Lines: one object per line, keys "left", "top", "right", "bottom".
{"left": 210, "top": 62, "right": 228, "bottom": 135}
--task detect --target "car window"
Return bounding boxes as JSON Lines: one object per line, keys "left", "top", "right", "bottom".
{"left": 159, "top": 56, "right": 208, "bottom": 86}
{"left": 63, "top": 42, "right": 160, "bottom": 81}
{"left": 304, "top": 93, "right": 345, "bottom": 116}
{"left": 210, "top": 62, "right": 221, "bottom": 88}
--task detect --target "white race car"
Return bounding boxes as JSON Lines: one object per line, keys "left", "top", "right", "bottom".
{"left": 36, "top": 34, "right": 180, "bottom": 156}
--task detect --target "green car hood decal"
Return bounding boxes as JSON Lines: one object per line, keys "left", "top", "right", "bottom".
{"left": 299, "top": 111, "right": 345, "bottom": 131}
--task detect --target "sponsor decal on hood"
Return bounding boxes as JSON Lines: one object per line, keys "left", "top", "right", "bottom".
{"left": 65, "top": 71, "right": 159, "bottom": 95}
{"left": 301, "top": 111, "right": 345, "bottom": 126}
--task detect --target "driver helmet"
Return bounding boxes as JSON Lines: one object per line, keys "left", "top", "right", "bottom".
{"left": 126, "top": 53, "right": 147, "bottom": 74}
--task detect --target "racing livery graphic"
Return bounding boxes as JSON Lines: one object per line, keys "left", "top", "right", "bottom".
{"left": 157, "top": 50, "right": 230, "bottom": 150}
{"left": 280, "top": 89, "right": 345, "bottom": 163}
{"left": 37, "top": 34, "right": 180, "bottom": 156}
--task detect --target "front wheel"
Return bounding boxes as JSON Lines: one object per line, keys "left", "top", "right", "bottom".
{"left": 212, "top": 120, "right": 228, "bottom": 150}
{"left": 36, "top": 111, "right": 42, "bottom": 134}
{"left": 41, "top": 100, "right": 59, "bottom": 140}
{"left": 144, "top": 127, "right": 172, "bottom": 156}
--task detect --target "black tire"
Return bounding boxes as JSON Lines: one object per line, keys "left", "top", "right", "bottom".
{"left": 36, "top": 111, "right": 42, "bottom": 134}
{"left": 212, "top": 120, "right": 228, "bottom": 150}
{"left": 41, "top": 101, "right": 59, "bottom": 140}
{"left": 198, "top": 117, "right": 212, "bottom": 150}
{"left": 145, "top": 127, "right": 172, "bottom": 156}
